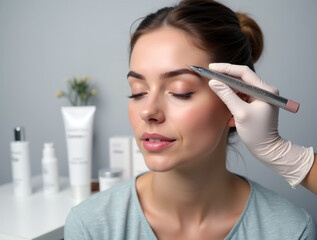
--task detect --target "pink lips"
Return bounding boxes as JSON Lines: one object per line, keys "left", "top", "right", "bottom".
{"left": 141, "top": 133, "right": 175, "bottom": 152}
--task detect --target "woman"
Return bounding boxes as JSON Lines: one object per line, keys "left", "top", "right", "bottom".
{"left": 64, "top": 0, "right": 315, "bottom": 239}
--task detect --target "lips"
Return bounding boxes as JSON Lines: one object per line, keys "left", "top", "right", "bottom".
{"left": 141, "top": 133, "right": 175, "bottom": 152}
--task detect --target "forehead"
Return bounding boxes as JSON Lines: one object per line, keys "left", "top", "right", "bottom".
{"left": 130, "top": 27, "right": 210, "bottom": 70}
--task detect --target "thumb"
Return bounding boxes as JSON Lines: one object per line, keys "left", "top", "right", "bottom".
{"left": 209, "top": 79, "right": 248, "bottom": 118}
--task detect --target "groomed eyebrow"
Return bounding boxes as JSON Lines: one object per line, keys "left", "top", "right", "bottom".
{"left": 127, "top": 68, "right": 200, "bottom": 80}
{"left": 127, "top": 71, "right": 144, "bottom": 79}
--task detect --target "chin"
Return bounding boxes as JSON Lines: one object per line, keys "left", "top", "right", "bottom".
{"left": 143, "top": 154, "right": 176, "bottom": 172}
{"left": 143, "top": 154, "right": 191, "bottom": 173}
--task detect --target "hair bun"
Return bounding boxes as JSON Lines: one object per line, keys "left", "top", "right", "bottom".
{"left": 236, "top": 12, "right": 263, "bottom": 63}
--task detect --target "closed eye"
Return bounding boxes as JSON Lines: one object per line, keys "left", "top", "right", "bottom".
{"left": 171, "top": 92, "right": 194, "bottom": 99}
{"left": 128, "top": 93, "right": 146, "bottom": 99}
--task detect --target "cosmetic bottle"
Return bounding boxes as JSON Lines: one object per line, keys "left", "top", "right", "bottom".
{"left": 10, "top": 127, "right": 32, "bottom": 197}
{"left": 109, "top": 136, "right": 132, "bottom": 180}
{"left": 132, "top": 138, "right": 149, "bottom": 176}
{"left": 42, "top": 143, "right": 59, "bottom": 194}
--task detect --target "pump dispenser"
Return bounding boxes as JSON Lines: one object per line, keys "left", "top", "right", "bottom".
{"left": 42, "top": 143, "right": 59, "bottom": 194}
{"left": 10, "top": 127, "right": 32, "bottom": 197}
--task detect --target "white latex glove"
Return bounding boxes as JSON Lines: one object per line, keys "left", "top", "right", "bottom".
{"left": 208, "top": 63, "right": 314, "bottom": 188}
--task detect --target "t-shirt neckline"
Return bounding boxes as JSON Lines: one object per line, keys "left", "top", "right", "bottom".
{"left": 131, "top": 173, "right": 254, "bottom": 239}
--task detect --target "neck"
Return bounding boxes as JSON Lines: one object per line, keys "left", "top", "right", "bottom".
{"left": 149, "top": 154, "right": 238, "bottom": 223}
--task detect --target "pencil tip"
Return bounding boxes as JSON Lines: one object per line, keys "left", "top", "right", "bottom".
{"left": 188, "top": 65, "right": 200, "bottom": 72}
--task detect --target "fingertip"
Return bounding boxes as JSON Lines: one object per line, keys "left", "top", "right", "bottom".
{"left": 208, "top": 62, "right": 232, "bottom": 74}
{"left": 208, "top": 79, "right": 221, "bottom": 88}
{"left": 208, "top": 63, "right": 215, "bottom": 69}
{"left": 208, "top": 63, "right": 221, "bottom": 70}
{"left": 208, "top": 79, "right": 228, "bottom": 89}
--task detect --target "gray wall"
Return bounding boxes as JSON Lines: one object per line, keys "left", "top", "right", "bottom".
{"left": 1, "top": 0, "right": 316, "bottom": 223}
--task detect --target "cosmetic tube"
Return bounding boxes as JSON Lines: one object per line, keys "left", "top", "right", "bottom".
{"left": 42, "top": 143, "right": 59, "bottom": 194}
{"left": 10, "top": 127, "right": 32, "bottom": 197}
{"left": 61, "top": 106, "right": 96, "bottom": 202}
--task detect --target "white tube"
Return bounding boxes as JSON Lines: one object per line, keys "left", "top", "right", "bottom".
{"left": 61, "top": 106, "right": 96, "bottom": 202}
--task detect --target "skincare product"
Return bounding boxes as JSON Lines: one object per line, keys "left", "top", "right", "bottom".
{"left": 98, "top": 167, "right": 123, "bottom": 191}
{"left": 42, "top": 143, "right": 59, "bottom": 194}
{"left": 62, "top": 106, "right": 96, "bottom": 202}
{"left": 10, "top": 127, "right": 32, "bottom": 197}
{"left": 132, "top": 138, "right": 149, "bottom": 176}
{"left": 109, "top": 136, "right": 132, "bottom": 180}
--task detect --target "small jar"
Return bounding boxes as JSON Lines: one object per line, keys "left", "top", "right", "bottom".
{"left": 98, "top": 167, "right": 123, "bottom": 191}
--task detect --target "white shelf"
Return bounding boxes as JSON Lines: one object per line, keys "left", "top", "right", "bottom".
{"left": 0, "top": 176, "right": 76, "bottom": 240}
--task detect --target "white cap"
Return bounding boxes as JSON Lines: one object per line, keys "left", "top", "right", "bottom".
{"left": 43, "top": 142, "right": 56, "bottom": 159}
{"left": 71, "top": 185, "right": 91, "bottom": 202}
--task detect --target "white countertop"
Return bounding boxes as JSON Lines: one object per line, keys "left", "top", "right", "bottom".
{"left": 0, "top": 176, "right": 77, "bottom": 240}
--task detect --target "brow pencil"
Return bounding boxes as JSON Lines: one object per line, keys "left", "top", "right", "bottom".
{"left": 189, "top": 65, "right": 299, "bottom": 113}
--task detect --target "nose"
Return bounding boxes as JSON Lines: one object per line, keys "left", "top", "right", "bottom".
{"left": 139, "top": 95, "right": 165, "bottom": 123}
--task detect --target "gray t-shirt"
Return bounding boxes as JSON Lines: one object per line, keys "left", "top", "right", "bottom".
{"left": 64, "top": 176, "right": 316, "bottom": 239}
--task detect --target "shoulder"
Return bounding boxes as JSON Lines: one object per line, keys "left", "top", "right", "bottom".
{"left": 73, "top": 178, "right": 133, "bottom": 216}
{"left": 230, "top": 179, "right": 316, "bottom": 239}
{"left": 64, "top": 179, "right": 135, "bottom": 239}
{"left": 64, "top": 177, "right": 156, "bottom": 240}
{"left": 250, "top": 181, "right": 311, "bottom": 221}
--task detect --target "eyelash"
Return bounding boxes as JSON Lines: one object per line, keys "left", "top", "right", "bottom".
{"left": 128, "top": 93, "right": 146, "bottom": 99}
{"left": 171, "top": 92, "right": 194, "bottom": 99}
{"left": 128, "top": 92, "right": 194, "bottom": 99}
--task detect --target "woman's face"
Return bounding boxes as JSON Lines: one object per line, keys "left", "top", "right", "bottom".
{"left": 128, "top": 27, "right": 233, "bottom": 172}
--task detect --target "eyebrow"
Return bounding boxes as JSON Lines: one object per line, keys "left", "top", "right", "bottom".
{"left": 127, "top": 68, "right": 200, "bottom": 80}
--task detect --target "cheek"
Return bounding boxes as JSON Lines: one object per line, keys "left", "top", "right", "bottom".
{"left": 128, "top": 102, "right": 139, "bottom": 131}
{"left": 171, "top": 96, "right": 230, "bottom": 144}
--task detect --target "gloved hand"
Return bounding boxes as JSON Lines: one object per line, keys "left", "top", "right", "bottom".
{"left": 208, "top": 63, "right": 314, "bottom": 188}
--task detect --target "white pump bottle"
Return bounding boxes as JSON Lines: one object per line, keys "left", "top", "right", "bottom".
{"left": 10, "top": 127, "right": 32, "bottom": 197}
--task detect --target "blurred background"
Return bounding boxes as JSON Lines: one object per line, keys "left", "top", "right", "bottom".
{"left": 0, "top": 0, "right": 316, "bottom": 222}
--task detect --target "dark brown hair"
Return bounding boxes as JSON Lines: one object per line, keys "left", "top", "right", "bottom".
{"left": 130, "top": 0, "right": 263, "bottom": 70}
{"left": 129, "top": 0, "right": 263, "bottom": 137}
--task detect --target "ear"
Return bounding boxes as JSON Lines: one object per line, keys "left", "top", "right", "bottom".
{"left": 227, "top": 114, "right": 235, "bottom": 127}
{"left": 226, "top": 92, "right": 250, "bottom": 127}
